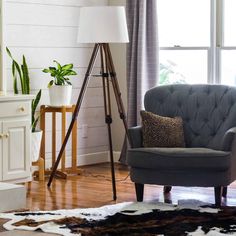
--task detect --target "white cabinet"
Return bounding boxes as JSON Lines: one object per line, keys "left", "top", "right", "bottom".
{"left": 2, "top": 120, "right": 30, "bottom": 181}
{"left": 0, "top": 95, "right": 34, "bottom": 183}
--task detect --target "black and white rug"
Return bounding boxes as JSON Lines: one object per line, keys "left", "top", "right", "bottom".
{"left": 1, "top": 201, "right": 236, "bottom": 235}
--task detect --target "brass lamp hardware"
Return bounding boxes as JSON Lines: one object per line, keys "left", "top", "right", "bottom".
{"left": 19, "top": 106, "right": 25, "bottom": 112}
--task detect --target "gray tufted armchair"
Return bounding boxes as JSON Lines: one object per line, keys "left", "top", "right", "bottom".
{"left": 127, "top": 84, "right": 236, "bottom": 206}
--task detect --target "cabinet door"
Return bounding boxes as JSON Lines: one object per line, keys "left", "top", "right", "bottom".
{"left": 2, "top": 120, "right": 30, "bottom": 181}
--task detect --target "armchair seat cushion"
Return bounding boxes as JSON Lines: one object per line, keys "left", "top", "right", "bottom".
{"left": 127, "top": 148, "right": 230, "bottom": 171}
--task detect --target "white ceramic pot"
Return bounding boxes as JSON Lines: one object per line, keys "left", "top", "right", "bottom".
{"left": 49, "top": 85, "right": 72, "bottom": 107}
{"left": 31, "top": 130, "right": 43, "bottom": 162}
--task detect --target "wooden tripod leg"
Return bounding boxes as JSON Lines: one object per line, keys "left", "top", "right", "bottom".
{"left": 47, "top": 44, "right": 100, "bottom": 187}
{"left": 100, "top": 46, "right": 116, "bottom": 200}
{"left": 103, "top": 44, "right": 131, "bottom": 145}
{"left": 71, "top": 105, "right": 78, "bottom": 173}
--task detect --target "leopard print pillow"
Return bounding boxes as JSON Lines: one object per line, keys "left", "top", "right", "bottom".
{"left": 140, "top": 110, "right": 185, "bottom": 148}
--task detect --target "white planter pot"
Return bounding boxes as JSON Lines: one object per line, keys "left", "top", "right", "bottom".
{"left": 31, "top": 130, "right": 42, "bottom": 162}
{"left": 49, "top": 85, "right": 72, "bottom": 107}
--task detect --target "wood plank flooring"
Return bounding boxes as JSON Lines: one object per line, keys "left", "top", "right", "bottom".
{"left": 25, "top": 163, "right": 236, "bottom": 211}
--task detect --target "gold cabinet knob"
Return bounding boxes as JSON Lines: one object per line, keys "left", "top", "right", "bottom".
{"left": 0, "top": 134, "right": 3, "bottom": 139}
{"left": 19, "top": 106, "right": 25, "bottom": 112}
{"left": 4, "top": 133, "right": 9, "bottom": 138}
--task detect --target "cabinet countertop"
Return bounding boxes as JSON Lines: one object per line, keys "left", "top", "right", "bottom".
{"left": 0, "top": 93, "right": 35, "bottom": 102}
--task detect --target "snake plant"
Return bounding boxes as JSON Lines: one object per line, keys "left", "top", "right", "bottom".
{"left": 6, "top": 47, "right": 42, "bottom": 132}
{"left": 31, "top": 89, "right": 41, "bottom": 132}
{"left": 6, "top": 47, "right": 30, "bottom": 94}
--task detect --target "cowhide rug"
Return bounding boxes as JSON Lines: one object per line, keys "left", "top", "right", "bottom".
{"left": 1, "top": 201, "right": 236, "bottom": 236}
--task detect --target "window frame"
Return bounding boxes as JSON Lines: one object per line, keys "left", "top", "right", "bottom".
{"left": 159, "top": 0, "right": 236, "bottom": 85}
{"left": 217, "top": 0, "right": 236, "bottom": 85}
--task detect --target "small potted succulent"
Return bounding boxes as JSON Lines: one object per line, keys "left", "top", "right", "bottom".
{"left": 42, "top": 60, "right": 77, "bottom": 107}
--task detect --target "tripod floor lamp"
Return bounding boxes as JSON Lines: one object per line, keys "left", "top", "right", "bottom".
{"left": 47, "top": 6, "right": 131, "bottom": 200}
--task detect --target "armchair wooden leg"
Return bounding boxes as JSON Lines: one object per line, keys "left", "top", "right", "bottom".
{"left": 214, "top": 187, "right": 222, "bottom": 207}
{"left": 135, "top": 183, "right": 144, "bottom": 202}
{"left": 163, "top": 186, "right": 172, "bottom": 193}
{"left": 222, "top": 186, "right": 227, "bottom": 198}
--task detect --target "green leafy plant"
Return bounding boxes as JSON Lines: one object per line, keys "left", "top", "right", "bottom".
{"left": 42, "top": 60, "right": 77, "bottom": 88}
{"left": 159, "top": 60, "right": 186, "bottom": 85}
{"left": 6, "top": 47, "right": 42, "bottom": 132}
{"left": 6, "top": 47, "right": 30, "bottom": 94}
{"left": 31, "top": 90, "right": 41, "bottom": 132}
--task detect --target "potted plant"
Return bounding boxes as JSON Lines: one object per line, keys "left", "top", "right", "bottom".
{"left": 31, "top": 90, "right": 42, "bottom": 162}
{"left": 6, "top": 47, "right": 42, "bottom": 162}
{"left": 42, "top": 60, "right": 77, "bottom": 107}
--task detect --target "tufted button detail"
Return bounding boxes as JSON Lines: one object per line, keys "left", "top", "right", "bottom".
{"left": 185, "top": 117, "right": 190, "bottom": 122}
{"left": 169, "top": 87, "right": 174, "bottom": 93}
{"left": 188, "top": 88, "right": 193, "bottom": 95}
{"left": 204, "top": 87, "right": 211, "bottom": 95}
{"left": 145, "top": 84, "right": 236, "bottom": 149}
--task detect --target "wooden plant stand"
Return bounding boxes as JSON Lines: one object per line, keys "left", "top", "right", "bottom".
{"left": 32, "top": 157, "right": 45, "bottom": 181}
{"left": 39, "top": 105, "right": 80, "bottom": 179}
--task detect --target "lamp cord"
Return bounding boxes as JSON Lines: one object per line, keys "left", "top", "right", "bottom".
{"left": 81, "top": 169, "right": 130, "bottom": 183}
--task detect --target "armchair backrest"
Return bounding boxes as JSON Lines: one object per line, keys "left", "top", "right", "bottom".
{"left": 144, "top": 84, "right": 236, "bottom": 149}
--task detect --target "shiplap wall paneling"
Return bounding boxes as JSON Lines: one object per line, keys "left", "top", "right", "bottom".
{"left": 4, "top": 0, "right": 109, "bottom": 164}
{"left": 6, "top": 0, "right": 106, "bottom": 7}
{"left": 0, "top": 0, "right": 7, "bottom": 93}
{"left": 7, "top": 68, "right": 102, "bottom": 91}
{"left": 0, "top": 1, "right": 2, "bottom": 92}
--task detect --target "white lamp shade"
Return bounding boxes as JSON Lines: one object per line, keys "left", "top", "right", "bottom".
{"left": 77, "top": 6, "right": 129, "bottom": 43}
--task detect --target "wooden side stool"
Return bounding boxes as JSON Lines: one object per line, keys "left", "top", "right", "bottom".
{"left": 32, "top": 157, "right": 45, "bottom": 181}
{"left": 40, "top": 105, "right": 80, "bottom": 179}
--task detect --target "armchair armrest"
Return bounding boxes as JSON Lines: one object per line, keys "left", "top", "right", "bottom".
{"left": 128, "top": 126, "right": 143, "bottom": 148}
{"left": 221, "top": 127, "right": 236, "bottom": 151}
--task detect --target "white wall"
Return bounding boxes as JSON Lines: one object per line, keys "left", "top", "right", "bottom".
{"left": 3, "top": 0, "right": 110, "bottom": 165}
{"left": 0, "top": 1, "right": 5, "bottom": 93}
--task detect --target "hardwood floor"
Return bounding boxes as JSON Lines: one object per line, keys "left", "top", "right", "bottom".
{"left": 26, "top": 163, "right": 236, "bottom": 211}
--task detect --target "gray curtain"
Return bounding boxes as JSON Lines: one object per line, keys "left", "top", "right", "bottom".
{"left": 120, "top": 0, "right": 159, "bottom": 164}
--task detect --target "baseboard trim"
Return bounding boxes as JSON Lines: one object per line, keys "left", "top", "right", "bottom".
{"left": 42, "top": 151, "right": 109, "bottom": 170}
{"left": 113, "top": 151, "right": 121, "bottom": 163}
{"left": 78, "top": 152, "right": 110, "bottom": 166}
{"left": 38, "top": 151, "right": 122, "bottom": 170}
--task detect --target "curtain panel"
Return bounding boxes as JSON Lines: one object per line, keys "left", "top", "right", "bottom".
{"left": 120, "top": 0, "right": 159, "bottom": 163}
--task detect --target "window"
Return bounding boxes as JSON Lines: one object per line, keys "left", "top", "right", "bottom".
{"left": 220, "top": 0, "right": 236, "bottom": 85}
{"left": 157, "top": 0, "right": 236, "bottom": 85}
